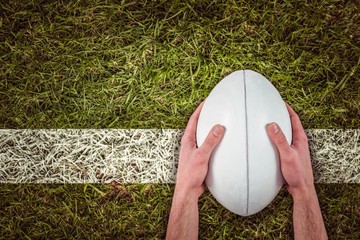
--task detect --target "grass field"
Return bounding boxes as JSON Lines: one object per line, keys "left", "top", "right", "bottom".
{"left": 1, "top": 184, "right": 359, "bottom": 239}
{"left": 0, "top": 0, "right": 359, "bottom": 239}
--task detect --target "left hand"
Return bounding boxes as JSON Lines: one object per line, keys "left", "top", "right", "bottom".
{"left": 175, "top": 101, "right": 225, "bottom": 198}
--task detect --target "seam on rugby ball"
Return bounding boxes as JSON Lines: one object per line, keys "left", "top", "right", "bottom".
{"left": 243, "top": 70, "right": 250, "bottom": 216}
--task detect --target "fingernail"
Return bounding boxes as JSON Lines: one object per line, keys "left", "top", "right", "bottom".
{"left": 271, "top": 123, "right": 279, "bottom": 134}
{"left": 212, "top": 125, "right": 224, "bottom": 137}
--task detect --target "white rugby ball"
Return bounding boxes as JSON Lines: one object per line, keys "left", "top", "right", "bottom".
{"left": 196, "top": 70, "right": 292, "bottom": 216}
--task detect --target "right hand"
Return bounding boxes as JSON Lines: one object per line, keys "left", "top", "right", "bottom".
{"left": 266, "top": 103, "right": 315, "bottom": 197}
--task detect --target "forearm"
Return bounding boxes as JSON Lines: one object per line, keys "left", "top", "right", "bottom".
{"left": 292, "top": 187, "right": 328, "bottom": 240}
{"left": 166, "top": 188, "right": 199, "bottom": 240}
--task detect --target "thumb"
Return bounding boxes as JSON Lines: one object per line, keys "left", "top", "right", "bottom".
{"left": 267, "top": 122, "right": 292, "bottom": 157}
{"left": 198, "top": 124, "right": 225, "bottom": 160}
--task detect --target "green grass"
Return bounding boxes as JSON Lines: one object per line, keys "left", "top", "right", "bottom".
{"left": 0, "top": 0, "right": 359, "bottom": 239}
{"left": 0, "top": 184, "right": 359, "bottom": 239}
{"left": 0, "top": 0, "right": 359, "bottom": 129}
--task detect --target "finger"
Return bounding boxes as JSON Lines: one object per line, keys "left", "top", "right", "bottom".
{"left": 183, "top": 101, "right": 205, "bottom": 145}
{"left": 285, "top": 103, "right": 307, "bottom": 145}
{"left": 198, "top": 124, "right": 225, "bottom": 160}
{"left": 267, "top": 122, "right": 292, "bottom": 158}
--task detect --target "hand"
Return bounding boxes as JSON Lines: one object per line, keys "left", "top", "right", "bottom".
{"left": 166, "top": 101, "right": 224, "bottom": 240}
{"left": 267, "top": 103, "right": 328, "bottom": 239}
{"left": 175, "top": 101, "right": 225, "bottom": 198}
{"left": 266, "top": 103, "right": 315, "bottom": 197}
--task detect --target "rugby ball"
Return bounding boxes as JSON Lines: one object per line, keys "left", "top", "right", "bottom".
{"left": 196, "top": 70, "right": 292, "bottom": 216}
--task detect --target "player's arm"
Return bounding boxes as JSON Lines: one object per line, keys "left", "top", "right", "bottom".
{"left": 166, "top": 102, "right": 224, "bottom": 240}
{"left": 292, "top": 186, "right": 327, "bottom": 240}
{"left": 267, "top": 103, "right": 327, "bottom": 240}
{"left": 166, "top": 185, "right": 200, "bottom": 240}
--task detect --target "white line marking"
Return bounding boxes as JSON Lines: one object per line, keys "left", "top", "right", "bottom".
{"left": 0, "top": 129, "right": 359, "bottom": 183}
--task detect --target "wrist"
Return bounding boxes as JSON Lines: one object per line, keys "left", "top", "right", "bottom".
{"left": 174, "top": 184, "right": 201, "bottom": 202}
{"left": 290, "top": 185, "right": 317, "bottom": 203}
